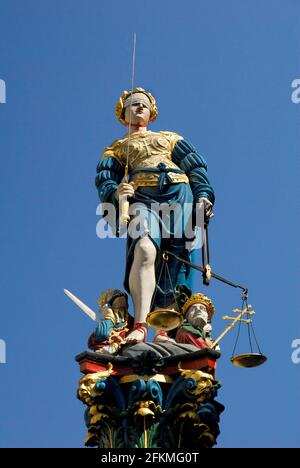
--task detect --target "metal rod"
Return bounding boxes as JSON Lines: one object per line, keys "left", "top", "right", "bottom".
{"left": 163, "top": 250, "right": 248, "bottom": 294}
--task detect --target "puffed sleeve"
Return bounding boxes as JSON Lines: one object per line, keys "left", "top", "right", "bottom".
{"left": 87, "top": 319, "right": 115, "bottom": 350}
{"left": 172, "top": 139, "right": 215, "bottom": 204}
{"left": 93, "top": 319, "right": 115, "bottom": 342}
{"left": 95, "top": 156, "right": 124, "bottom": 204}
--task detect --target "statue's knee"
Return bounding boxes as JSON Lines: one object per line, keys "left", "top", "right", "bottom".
{"left": 134, "top": 238, "right": 156, "bottom": 264}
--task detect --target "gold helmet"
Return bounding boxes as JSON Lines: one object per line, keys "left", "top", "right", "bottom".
{"left": 98, "top": 289, "right": 128, "bottom": 308}
{"left": 115, "top": 87, "right": 158, "bottom": 126}
{"left": 181, "top": 293, "right": 215, "bottom": 320}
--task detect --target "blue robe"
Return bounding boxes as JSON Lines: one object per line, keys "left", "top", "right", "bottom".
{"left": 95, "top": 139, "right": 215, "bottom": 307}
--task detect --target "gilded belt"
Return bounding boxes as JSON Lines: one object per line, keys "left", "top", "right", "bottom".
{"left": 129, "top": 163, "right": 187, "bottom": 190}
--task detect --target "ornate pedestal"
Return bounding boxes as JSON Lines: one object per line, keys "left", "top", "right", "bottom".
{"left": 76, "top": 344, "right": 224, "bottom": 448}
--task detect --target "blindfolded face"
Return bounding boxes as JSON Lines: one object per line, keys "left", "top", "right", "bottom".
{"left": 124, "top": 93, "right": 152, "bottom": 126}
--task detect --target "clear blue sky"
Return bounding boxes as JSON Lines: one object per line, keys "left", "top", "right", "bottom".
{"left": 0, "top": 0, "right": 299, "bottom": 448}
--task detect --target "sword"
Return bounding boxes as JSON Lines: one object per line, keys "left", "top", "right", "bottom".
{"left": 64, "top": 289, "right": 100, "bottom": 322}
{"left": 121, "top": 32, "right": 137, "bottom": 226}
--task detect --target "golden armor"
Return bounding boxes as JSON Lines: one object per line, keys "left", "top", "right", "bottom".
{"left": 102, "top": 131, "right": 189, "bottom": 187}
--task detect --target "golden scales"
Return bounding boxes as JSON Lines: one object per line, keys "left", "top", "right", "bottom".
{"left": 211, "top": 303, "right": 267, "bottom": 368}
{"left": 146, "top": 251, "right": 267, "bottom": 369}
{"left": 146, "top": 309, "right": 183, "bottom": 331}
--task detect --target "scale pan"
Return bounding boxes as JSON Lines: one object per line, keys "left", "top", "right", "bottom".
{"left": 146, "top": 309, "right": 183, "bottom": 331}
{"left": 230, "top": 353, "right": 267, "bottom": 368}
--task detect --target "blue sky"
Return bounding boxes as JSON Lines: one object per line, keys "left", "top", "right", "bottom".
{"left": 0, "top": 0, "right": 299, "bottom": 448}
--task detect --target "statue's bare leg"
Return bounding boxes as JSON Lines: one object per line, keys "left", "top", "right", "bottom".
{"left": 126, "top": 237, "right": 157, "bottom": 343}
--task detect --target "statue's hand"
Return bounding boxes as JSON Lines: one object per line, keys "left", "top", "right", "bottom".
{"left": 197, "top": 197, "right": 214, "bottom": 220}
{"left": 100, "top": 304, "right": 116, "bottom": 323}
{"left": 115, "top": 183, "right": 135, "bottom": 201}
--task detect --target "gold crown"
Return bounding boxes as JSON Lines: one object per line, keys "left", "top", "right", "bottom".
{"left": 115, "top": 87, "right": 158, "bottom": 126}
{"left": 181, "top": 293, "right": 215, "bottom": 319}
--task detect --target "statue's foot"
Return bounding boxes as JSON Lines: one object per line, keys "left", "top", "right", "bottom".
{"left": 153, "top": 330, "right": 176, "bottom": 344}
{"left": 125, "top": 321, "right": 147, "bottom": 345}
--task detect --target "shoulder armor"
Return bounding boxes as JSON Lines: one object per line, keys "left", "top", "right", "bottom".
{"left": 102, "top": 139, "right": 123, "bottom": 165}
{"left": 159, "top": 131, "right": 183, "bottom": 152}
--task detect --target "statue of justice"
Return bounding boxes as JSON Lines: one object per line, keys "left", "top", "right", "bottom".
{"left": 95, "top": 88, "right": 215, "bottom": 346}
{"left": 67, "top": 34, "right": 266, "bottom": 448}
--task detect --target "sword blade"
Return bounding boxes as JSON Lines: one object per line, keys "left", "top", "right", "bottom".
{"left": 64, "top": 289, "right": 97, "bottom": 321}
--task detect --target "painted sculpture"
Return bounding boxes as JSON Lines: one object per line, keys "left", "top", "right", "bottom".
{"left": 75, "top": 88, "right": 224, "bottom": 448}
{"left": 95, "top": 88, "right": 215, "bottom": 343}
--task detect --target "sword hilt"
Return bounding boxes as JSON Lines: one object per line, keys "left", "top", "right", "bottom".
{"left": 202, "top": 220, "right": 211, "bottom": 285}
{"left": 119, "top": 196, "right": 130, "bottom": 225}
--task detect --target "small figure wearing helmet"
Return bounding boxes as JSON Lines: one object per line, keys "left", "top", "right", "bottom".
{"left": 88, "top": 289, "right": 134, "bottom": 355}
{"left": 95, "top": 88, "right": 215, "bottom": 344}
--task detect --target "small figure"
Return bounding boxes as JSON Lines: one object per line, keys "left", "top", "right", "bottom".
{"left": 175, "top": 293, "right": 216, "bottom": 349}
{"left": 88, "top": 289, "right": 143, "bottom": 355}
{"left": 96, "top": 89, "right": 215, "bottom": 345}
